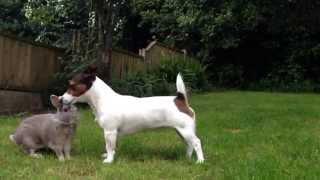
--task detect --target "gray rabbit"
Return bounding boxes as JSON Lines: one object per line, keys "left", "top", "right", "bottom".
{"left": 9, "top": 95, "right": 78, "bottom": 161}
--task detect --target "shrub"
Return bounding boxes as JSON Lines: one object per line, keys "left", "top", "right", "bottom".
{"left": 255, "top": 59, "right": 307, "bottom": 92}
{"left": 110, "top": 56, "right": 209, "bottom": 97}
{"left": 208, "top": 64, "right": 244, "bottom": 88}
{"left": 44, "top": 51, "right": 94, "bottom": 107}
{"left": 49, "top": 54, "right": 207, "bottom": 99}
{"left": 110, "top": 72, "right": 175, "bottom": 97}
{"left": 154, "top": 56, "right": 209, "bottom": 91}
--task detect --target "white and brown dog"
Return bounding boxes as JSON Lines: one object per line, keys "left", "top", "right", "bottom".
{"left": 60, "top": 66, "right": 204, "bottom": 163}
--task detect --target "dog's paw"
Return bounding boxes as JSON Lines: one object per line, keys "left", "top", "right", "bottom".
{"left": 101, "top": 153, "right": 108, "bottom": 158}
{"left": 196, "top": 159, "right": 204, "bottom": 164}
{"left": 102, "top": 158, "right": 113, "bottom": 164}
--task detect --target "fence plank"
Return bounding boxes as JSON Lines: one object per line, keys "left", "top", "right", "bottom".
{"left": 0, "top": 34, "right": 186, "bottom": 91}
{"left": 0, "top": 35, "right": 62, "bottom": 92}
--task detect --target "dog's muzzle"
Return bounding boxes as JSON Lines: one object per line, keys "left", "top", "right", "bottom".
{"left": 60, "top": 93, "right": 76, "bottom": 105}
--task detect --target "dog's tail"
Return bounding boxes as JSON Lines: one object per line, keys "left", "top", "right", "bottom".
{"left": 176, "top": 73, "right": 195, "bottom": 119}
{"left": 176, "top": 73, "right": 188, "bottom": 102}
{"left": 9, "top": 134, "right": 16, "bottom": 144}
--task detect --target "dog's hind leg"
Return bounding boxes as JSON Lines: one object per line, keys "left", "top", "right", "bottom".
{"left": 175, "top": 120, "right": 204, "bottom": 163}
{"left": 186, "top": 143, "right": 194, "bottom": 159}
{"left": 103, "top": 130, "right": 118, "bottom": 164}
{"left": 175, "top": 129, "right": 194, "bottom": 159}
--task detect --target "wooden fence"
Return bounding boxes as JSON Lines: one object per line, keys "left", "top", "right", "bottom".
{"left": 109, "top": 40, "right": 186, "bottom": 79}
{"left": 110, "top": 48, "right": 146, "bottom": 79}
{"left": 140, "top": 41, "right": 186, "bottom": 66}
{"left": 0, "top": 35, "right": 185, "bottom": 91}
{"left": 104, "top": 40, "right": 185, "bottom": 80}
{"left": 0, "top": 34, "right": 186, "bottom": 113}
{"left": 0, "top": 34, "right": 62, "bottom": 92}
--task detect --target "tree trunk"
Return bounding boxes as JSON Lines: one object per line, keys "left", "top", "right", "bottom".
{"left": 92, "top": 0, "right": 115, "bottom": 82}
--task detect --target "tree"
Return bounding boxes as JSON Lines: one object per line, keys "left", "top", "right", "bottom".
{"left": 92, "top": 0, "right": 125, "bottom": 81}
{"left": 133, "top": 0, "right": 320, "bottom": 88}
{"left": 0, "top": 0, "right": 36, "bottom": 38}
{"left": 19, "top": 0, "right": 127, "bottom": 81}
{"left": 2, "top": 0, "right": 320, "bottom": 90}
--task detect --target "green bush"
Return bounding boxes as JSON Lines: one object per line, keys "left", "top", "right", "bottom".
{"left": 49, "top": 55, "right": 207, "bottom": 98}
{"left": 110, "top": 73, "right": 175, "bottom": 97}
{"left": 110, "top": 57, "right": 208, "bottom": 97}
{"left": 251, "top": 58, "right": 320, "bottom": 92}
{"left": 208, "top": 64, "right": 244, "bottom": 88}
{"left": 154, "top": 56, "right": 209, "bottom": 91}
{"left": 44, "top": 51, "right": 94, "bottom": 107}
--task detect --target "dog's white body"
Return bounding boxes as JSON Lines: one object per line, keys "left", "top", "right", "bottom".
{"left": 62, "top": 74, "right": 204, "bottom": 163}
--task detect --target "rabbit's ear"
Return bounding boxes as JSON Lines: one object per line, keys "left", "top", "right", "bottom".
{"left": 50, "top": 95, "right": 61, "bottom": 109}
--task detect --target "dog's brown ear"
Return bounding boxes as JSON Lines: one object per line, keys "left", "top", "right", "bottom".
{"left": 50, "top": 95, "right": 61, "bottom": 109}
{"left": 84, "top": 64, "right": 97, "bottom": 75}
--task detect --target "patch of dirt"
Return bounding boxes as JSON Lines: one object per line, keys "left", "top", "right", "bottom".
{"left": 225, "top": 128, "right": 242, "bottom": 134}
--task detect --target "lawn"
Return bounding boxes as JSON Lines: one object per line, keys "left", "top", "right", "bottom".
{"left": 1, "top": 91, "right": 320, "bottom": 179}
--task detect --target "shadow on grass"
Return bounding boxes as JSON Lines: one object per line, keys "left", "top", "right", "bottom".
{"left": 118, "top": 140, "right": 186, "bottom": 162}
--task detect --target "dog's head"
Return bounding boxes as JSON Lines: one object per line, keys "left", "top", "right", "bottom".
{"left": 60, "top": 65, "right": 97, "bottom": 104}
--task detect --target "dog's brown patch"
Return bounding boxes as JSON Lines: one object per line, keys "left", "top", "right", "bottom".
{"left": 67, "top": 80, "right": 89, "bottom": 97}
{"left": 66, "top": 65, "right": 97, "bottom": 97}
{"left": 174, "top": 92, "right": 194, "bottom": 118}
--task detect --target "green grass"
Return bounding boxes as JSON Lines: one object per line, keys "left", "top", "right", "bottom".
{"left": 1, "top": 91, "right": 320, "bottom": 179}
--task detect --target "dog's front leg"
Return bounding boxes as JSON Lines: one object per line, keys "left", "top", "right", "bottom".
{"left": 102, "top": 130, "right": 117, "bottom": 164}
